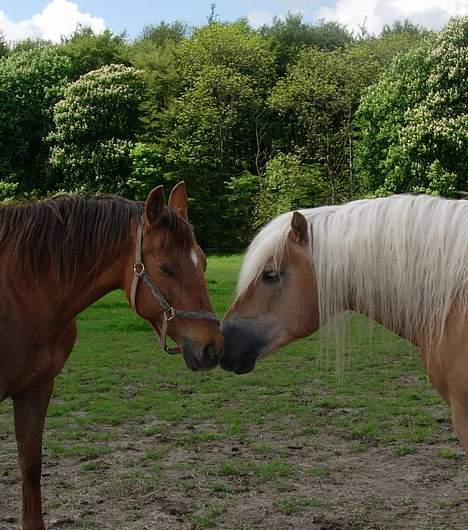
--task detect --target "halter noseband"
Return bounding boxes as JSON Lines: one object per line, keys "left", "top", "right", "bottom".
{"left": 129, "top": 220, "right": 220, "bottom": 354}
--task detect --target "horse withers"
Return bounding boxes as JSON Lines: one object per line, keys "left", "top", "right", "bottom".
{"left": 221, "top": 195, "right": 468, "bottom": 452}
{"left": 0, "top": 182, "right": 223, "bottom": 530}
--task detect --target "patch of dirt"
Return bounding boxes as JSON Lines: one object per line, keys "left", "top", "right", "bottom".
{"left": 1, "top": 421, "right": 467, "bottom": 530}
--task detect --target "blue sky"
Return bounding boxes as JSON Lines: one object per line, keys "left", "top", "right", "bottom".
{"left": 0, "top": 0, "right": 335, "bottom": 38}
{"left": 3, "top": 0, "right": 242, "bottom": 36}
{"left": 1, "top": 0, "right": 467, "bottom": 42}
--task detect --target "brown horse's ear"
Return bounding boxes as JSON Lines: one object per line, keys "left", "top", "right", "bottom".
{"left": 289, "top": 211, "right": 308, "bottom": 245}
{"left": 168, "top": 181, "right": 188, "bottom": 221}
{"left": 145, "top": 185, "right": 165, "bottom": 226}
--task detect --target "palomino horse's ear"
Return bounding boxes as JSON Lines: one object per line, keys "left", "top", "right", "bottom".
{"left": 145, "top": 185, "right": 165, "bottom": 226}
{"left": 289, "top": 211, "right": 309, "bottom": 245}
{"left": 168, "top": 181, "right": 188, "bottom": 221}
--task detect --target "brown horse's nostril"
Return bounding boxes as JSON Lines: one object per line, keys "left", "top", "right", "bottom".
{"left": 202, "top": 342, "right": 222, "bottom": 362}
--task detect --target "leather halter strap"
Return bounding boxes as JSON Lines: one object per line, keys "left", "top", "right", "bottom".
{"left": 130, "top": 220, "right": 220, "bottom": 353}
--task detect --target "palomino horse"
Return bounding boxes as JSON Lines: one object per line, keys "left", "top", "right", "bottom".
{"left": 222, "top": 194, "right": 468, "bottom": 452}
{"left": 0, "top": 182, "right": 223, "bottom": 530}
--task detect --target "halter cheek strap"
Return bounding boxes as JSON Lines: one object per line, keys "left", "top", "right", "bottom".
{"left": 129, "top": 220, "right": 220, "bottom": 353}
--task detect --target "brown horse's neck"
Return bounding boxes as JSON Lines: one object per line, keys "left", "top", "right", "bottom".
{"left": 0, "top": 195, "right": 144, "bottom": 340}
{"left": 1, "top": 227, "right": 136, "bottom": 343}
{"left": 0, "top": 259, "right": 132, "bottom": 354}
{"left": 53, "top": 245, "right": 133, "bottom": 327}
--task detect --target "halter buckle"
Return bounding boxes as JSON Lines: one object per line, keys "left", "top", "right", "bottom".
{"left": 134, "top": 262, "right": 145, "bottom": 276}
{"left": 165, "top": 307, "right": 176, "bottom": 321}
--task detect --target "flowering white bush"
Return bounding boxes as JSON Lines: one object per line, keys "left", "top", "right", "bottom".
{"left": 48, "top": 64, "right": 146, "bottom": 196}
{"left": 357, "top": 17, "right": 468, "bottom": 196}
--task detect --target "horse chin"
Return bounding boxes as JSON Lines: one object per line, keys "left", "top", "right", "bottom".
{"left": 233, "top": 359, "right": 257, "bottom": 374}
{"left": 182, "top": 351, "right": 202, "bottom": 371}
{"left": 183, "top": 355, "right": 218, "bottom": 372}
{"left": 231, "top": 346, "right": 275, "bottom": 374}
{"left": 220, "top": 348, "right": 261, "bottom": 374}
{"left": 181, "top": 343, "right": 219, "bottom": 372}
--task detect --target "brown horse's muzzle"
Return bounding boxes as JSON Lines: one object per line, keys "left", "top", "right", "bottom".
{"left": 182, "top": 337, "right": 223, "bottom": 371}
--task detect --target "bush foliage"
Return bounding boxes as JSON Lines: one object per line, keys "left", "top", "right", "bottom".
{"left": 48, "top": 64, "right": 145, "bottom": 196}
{"left": 0, "top": 16, "right": 466, "bottom": 249}
{"left": 357, "top": 18, "right": 468, "bottom": 196}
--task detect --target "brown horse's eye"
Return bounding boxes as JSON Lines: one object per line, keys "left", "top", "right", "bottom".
{"left": 158, "top": 264, "right": 175, "bottom": 277}
{"left": 262, "top": 270, "right": 282, "bottom": 283}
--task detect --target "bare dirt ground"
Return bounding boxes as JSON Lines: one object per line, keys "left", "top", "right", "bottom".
{"left": 1, "top": 418, "right": 467, "bottom": 530}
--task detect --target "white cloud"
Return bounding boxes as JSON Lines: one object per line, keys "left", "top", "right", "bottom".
{"left": 318, "top": 0, "right": 468, "bottom": 34}
{"left": 248, "top": 9, "right": 276, "bottom": 28}
{"left": 0, "top": 0, "right": 106, "bottom": 43}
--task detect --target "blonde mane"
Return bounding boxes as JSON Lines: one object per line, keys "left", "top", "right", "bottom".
{"left": 237, "top": 195, "right": 468, "bottom": 344}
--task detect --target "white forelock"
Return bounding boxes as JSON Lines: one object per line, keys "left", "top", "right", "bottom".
{"left": 237, "top": 195, "right": 468, "bottom": 343}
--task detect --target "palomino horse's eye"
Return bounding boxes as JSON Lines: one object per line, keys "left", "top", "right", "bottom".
{"left": 158, "top": 264, "right": 175, "bottom": 277}
{"left": 262, "top": 270, "right": 282, "bottom": 283}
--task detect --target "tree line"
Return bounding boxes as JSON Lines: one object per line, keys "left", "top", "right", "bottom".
{"left": 0, "top": 15, "right": 467, "bottom": 250}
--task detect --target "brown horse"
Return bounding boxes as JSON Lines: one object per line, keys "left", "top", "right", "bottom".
{"left": 0, "top": 182, "right": 223, "bottom": 530}
{"left": 222, "top": 194, "right": 468, "bottom": 452}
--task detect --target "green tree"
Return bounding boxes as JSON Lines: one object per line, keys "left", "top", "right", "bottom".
{"left": 0, "top": 47, "right": 73, "bottom": 198}
{"left": 48, "top": 64, "right": 146, "bottom": 197}
{"left": 260, "top": 14, "right": 353, "bottom": 73}
{"left": 359, "top": 19, "right": 431, "bottom": 69}
{"left": 381, "top": 19, "right": 426, "bottom": 37}
{"left": 129, "top": 142, "right": 165, "bottom": 198}
{"left": 164, "top": 65, "right": 270, "bottom": 173}
{"left": 256, "top": 153, "right": 331, "bottom": 227}
{"left": 138, "top": 21, "right": 187, "bottom": 46}
{"left": 129, "top": 23, "right": 185, "bottom": 128}
{"left": 11, "top": 38, "right": 51, "bottom": 53}
{"left": 224, "top": 171, "right": 261, "bottom": 248}
{"left": 158, "top": 22, "right": 277, "bottom": 247}
{"left": 356, "top": 17, "right": 467, "bottom": 196}
{"left": 178, "top": 21, "right": 275, "bottom": 93}
{"left": 0, "top": 32, "right": 8, "bottom": 58}
{"left": 270, "top": 45, "right": 380, "bottom": 201}
{"left": 59, "top": 27, "right": 129, "bottom": 79}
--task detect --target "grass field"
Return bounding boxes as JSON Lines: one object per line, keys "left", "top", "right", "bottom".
{"left": 1, "top": 255, "right": 466, "bottom": 530}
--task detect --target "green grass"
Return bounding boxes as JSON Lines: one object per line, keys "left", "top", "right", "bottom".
{"left": 0, "top": 253, "right": 453, "bottom": 528}
{"left": 0, "top": 252, "right": 448, "bottom": 446}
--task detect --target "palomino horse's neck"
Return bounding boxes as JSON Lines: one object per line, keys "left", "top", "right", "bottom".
{"left": 310, "top": 195, "right": 468, "bottom": 355}
{"left": 333, "top": 261, "right": 437, "bottom": 348}
{"left": 346, "top": 299, "right": 420, "bottom": 346}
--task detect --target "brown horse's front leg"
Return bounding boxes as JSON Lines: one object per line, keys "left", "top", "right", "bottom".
{"left": 13, "top": 379, "right": 54, "bottom": 530}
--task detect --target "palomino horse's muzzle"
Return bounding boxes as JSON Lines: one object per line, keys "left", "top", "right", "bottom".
{"left": 129, "top": 220, "right": 220, "bottom": 353}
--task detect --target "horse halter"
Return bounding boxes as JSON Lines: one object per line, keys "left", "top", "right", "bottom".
{"left": 129, "top": 219, "right": 220, "bottom": 354}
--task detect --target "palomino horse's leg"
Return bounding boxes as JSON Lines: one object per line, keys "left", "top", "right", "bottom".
{"left": 427, "top": 363, "right": 468, "bottom": 452}
{"left": 446, "top": 367, "right": 468, "bottom": 453}
{"left": 13, "top": 379, "right": 54, "bottom": 530}
{"left": 423, "top": 330, "right": 468, "bottom": 454}
{"left": 451, "top": 398, "right": 468, "bottom": 453}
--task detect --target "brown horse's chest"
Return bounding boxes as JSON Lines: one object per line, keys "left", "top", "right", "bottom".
{"left": 0, "top": 319, "right": 77, "bottom": 399}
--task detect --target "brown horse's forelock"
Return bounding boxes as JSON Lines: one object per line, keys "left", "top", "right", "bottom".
{"left": 157, "top": 206, "right": 195, "bottom": 251}
{"left": 0, "top": 195, "right": 194, "bottom": 287}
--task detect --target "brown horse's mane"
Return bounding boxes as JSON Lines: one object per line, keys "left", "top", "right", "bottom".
{"left": 0, "top": 194, "right": 193, "bottom": 287}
